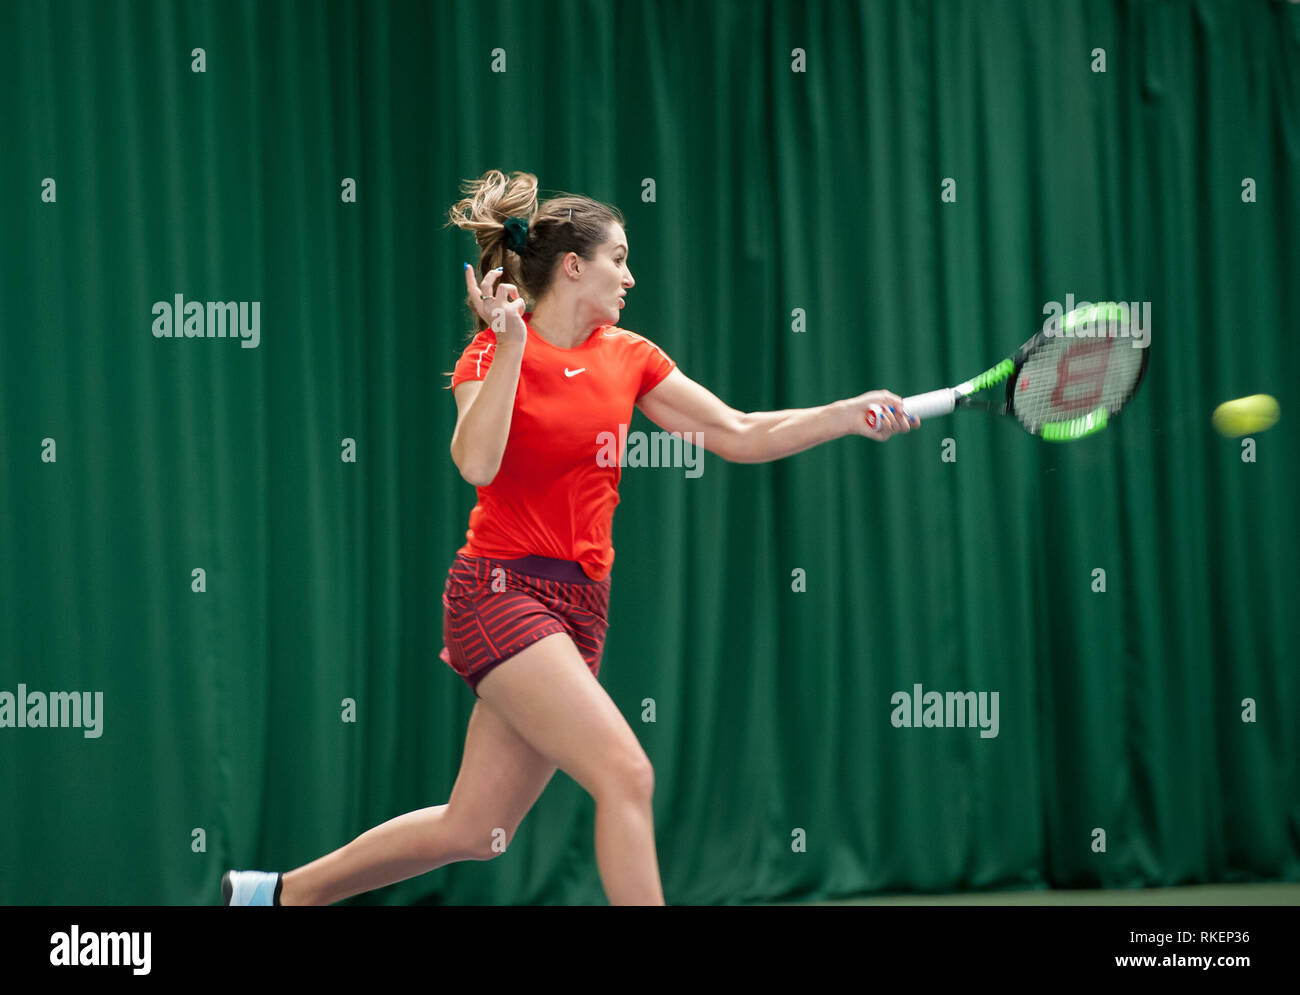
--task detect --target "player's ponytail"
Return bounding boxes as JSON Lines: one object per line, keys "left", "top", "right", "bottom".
{"left": 445, "top": 169, "right": 539, "bottom": 332}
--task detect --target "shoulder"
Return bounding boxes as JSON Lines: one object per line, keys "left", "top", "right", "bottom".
{"left": 450, "top": 327, "right": 500, "bottom": 387}
{"left": 598, "top": 324, "right": 672, "bottom": 360}
{"left": 454, "top": 327, "right": 498, "bottom": 365}
{"left": 463, "top": 327, "right": 498, "bottom": 352}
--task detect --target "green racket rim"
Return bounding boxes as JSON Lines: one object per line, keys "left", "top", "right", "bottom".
{"left": 1039, "top": 407, "right": 1109, "bottom": 442}
{"left": 956, "top": 358, "right": 1015, "bottom": 400}
{"left": 1063, "top": 301, "right": 1129, "bottom": 333}
{"left": 968, "top": 358, "right": 1014, "bottom": 391}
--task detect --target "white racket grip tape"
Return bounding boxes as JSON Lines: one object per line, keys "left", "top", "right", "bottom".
{"left": 864, "top": 388, "right": 957, "bottom": 430}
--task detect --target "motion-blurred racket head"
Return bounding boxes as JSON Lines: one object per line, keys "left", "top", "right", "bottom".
{"left": 1006, "top": 302, "right": 1149, "bottom": 440}
{"left": 865, "top": 301, "right": 1150, "bottom": 439}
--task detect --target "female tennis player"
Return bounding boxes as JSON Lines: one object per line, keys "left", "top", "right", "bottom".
{"left": 222, "top": 169, "right": 914, "bottom": 907}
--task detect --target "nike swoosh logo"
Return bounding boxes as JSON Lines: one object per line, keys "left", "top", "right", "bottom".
{"left": 564, "top": 367, "right": 586, "bottom": 377}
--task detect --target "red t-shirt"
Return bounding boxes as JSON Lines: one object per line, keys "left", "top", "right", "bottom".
{"left": 449, "top": 312, "right": 677, "bottom": 581}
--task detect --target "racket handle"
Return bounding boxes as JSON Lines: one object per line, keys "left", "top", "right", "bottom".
{"left": 864, "top": 388, "right": 957, "bottom": 430}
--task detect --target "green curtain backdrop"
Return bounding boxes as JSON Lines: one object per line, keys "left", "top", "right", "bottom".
{"left": 1, "top": 0, "right": 1296, "bottom": 905}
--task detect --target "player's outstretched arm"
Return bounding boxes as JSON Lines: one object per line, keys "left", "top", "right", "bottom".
{"left": 636, "top": 369, "right": 915, "bottom": 464}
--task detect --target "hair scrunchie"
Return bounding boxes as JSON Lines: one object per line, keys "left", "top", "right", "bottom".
{"left": 503, "top": 216, "right": 529, "bottom": 254}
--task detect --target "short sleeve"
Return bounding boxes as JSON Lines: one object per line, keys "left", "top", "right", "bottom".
{"left": 451, "top": 329, "right": 498, "bottom": 389}
{"left": 635, "top": 335, "right": 676, "bottom": 400}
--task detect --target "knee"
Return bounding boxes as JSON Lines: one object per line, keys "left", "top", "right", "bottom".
{"left": 595, "top": 753, "right": 655, "bottom": 806}
{"left": 462, "top": 824, "right": 516, "bottom": 862}
{"left": 438, "top": 813, "right": 515, "bottom": 862}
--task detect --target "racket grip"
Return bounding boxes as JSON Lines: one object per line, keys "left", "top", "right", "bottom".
{"left": 864, "top": 388, "right": 957, "bottom": 430}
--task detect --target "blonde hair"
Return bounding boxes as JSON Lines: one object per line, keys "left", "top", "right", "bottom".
{"left": 441, "top": 169, "right": 625, "bottom": 388}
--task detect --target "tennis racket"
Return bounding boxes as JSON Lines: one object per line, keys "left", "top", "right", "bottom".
{"left": 865, "top": 302, "right": 1150, "bottom": 441}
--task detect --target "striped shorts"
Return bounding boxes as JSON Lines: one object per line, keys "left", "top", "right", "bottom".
{"left": 438, "top": 552, "right": 612, "bottom": 697}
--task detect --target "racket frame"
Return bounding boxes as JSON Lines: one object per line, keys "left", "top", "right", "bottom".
{"left": 864, "top": 303, "right": 1150, "bottom": 439}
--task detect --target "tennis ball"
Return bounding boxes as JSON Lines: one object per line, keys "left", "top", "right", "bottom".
{"left": 1211, "top": 394, "right": 1280, "bottom": 437}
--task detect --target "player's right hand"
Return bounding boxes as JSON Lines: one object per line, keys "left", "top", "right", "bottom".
{"left": 464, "top": 264, "right": 527, "bottom": 348}
{"left": 847, "top": 390, "right": 917, "bottom": 441}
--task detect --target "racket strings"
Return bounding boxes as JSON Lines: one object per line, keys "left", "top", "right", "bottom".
{"left": 1012, "top": 334, "right": 1146, "bottom": 435}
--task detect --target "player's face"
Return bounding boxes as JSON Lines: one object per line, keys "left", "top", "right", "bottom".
{"left": 591, "top": 224, "right": 634, "bottom": 321}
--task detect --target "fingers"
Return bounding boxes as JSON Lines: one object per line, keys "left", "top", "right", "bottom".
{"left": 863, "top": 409, "right": 896, "bottom": 439}
{"left": 464, "top": 263, "right": 499, "bottom": 295}
{"left": 877, "top": 392, "right": 918, "bottom": 435}
{"left": 464, "top": 265, "right": 491, "bottom": 318}
{"left": 463, "top": 266, "right": 516, "bottom": 325}
{"left": 862, "top": 395, "right": 918, "bottom": 440}
{"left": 881, "top": 407, "right": 910, "bottom": 435}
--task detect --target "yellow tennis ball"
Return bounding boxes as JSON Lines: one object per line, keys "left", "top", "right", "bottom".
{"left": 1212, "top": 394, "right": 1280, "bottom": 437}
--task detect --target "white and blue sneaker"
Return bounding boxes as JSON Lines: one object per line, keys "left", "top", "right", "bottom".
{"left": 222, "top": 870, "right": 282, "bottom": 906}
